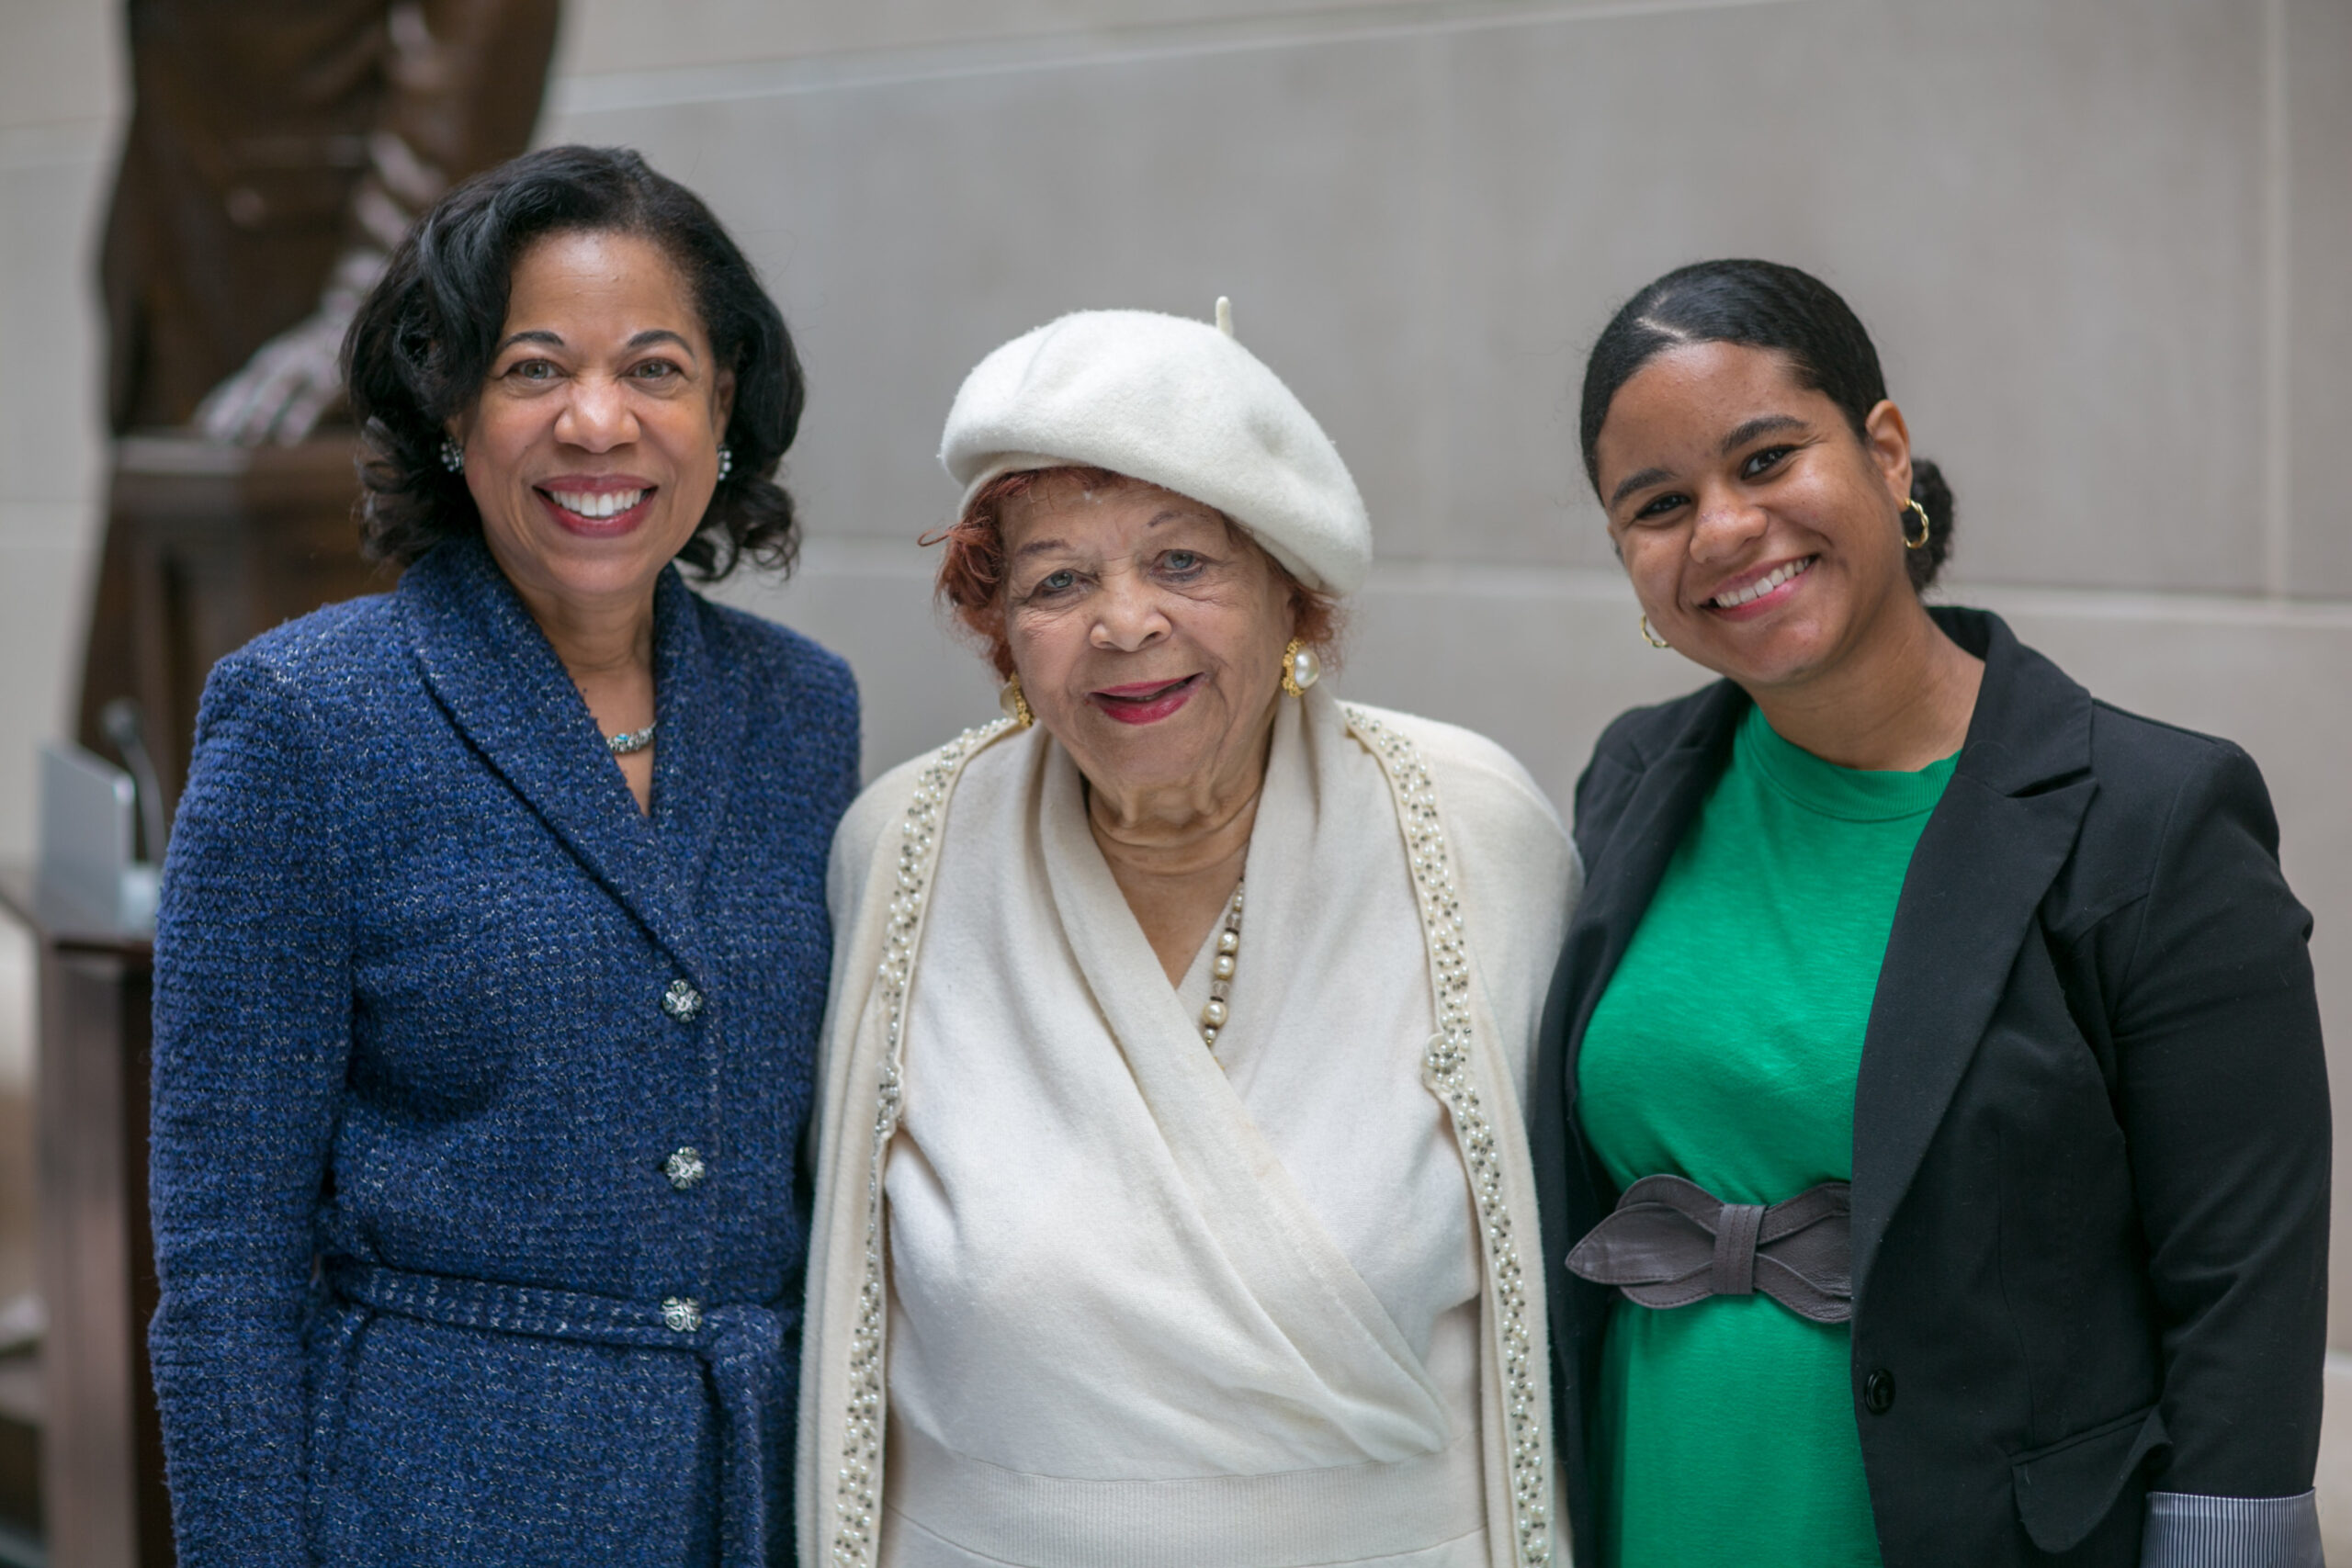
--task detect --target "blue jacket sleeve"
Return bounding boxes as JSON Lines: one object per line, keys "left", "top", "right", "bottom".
{"left": 148, "top": 652, "right": 354, "bottom": 1567}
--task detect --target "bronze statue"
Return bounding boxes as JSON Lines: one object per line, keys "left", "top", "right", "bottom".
{"left": 104, "top": 0, "right": 560, "bottom": 441}
{"left": 84, "top": 0, "right": 560, "bottom": 826}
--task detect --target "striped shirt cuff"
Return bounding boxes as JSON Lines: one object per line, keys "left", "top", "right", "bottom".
{"left": 2140, "top": 1491, "right": 2323, "bottom": 1567}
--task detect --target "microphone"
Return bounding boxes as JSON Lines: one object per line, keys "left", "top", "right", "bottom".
{"left": 99, "top": 697, "right": 170, "bottom": 864}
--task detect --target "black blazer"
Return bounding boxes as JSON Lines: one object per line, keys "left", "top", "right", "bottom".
{"left": 1532, "top": 607, "right": 2328, "bottom": 1565}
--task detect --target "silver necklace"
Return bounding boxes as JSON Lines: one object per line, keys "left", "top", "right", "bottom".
{"left": 1198, "top": 881, "right": 1244, "bottom": 1048}
{"left": 606, "top": 720, "right": 658, "bottom": 756}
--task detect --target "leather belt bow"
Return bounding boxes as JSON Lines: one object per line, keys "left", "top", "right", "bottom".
{"left": 1566, "top": 1175, "right": 1853, "bottom": 1324}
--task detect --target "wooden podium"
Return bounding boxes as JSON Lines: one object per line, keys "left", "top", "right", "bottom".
{"left": 2, "top": 433, "right": 394, "bottom": 1564}
{"left": 0, "top": 869, "right": 162, "bottom": 1568}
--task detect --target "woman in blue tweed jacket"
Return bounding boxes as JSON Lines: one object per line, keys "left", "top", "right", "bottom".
{"left": 148, "top": 147, "right": 857, "bottom": 1567}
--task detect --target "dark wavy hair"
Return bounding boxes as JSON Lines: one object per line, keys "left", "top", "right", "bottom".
{"left": 344, "top": 144, "right": 805, "bottom": 580}
{"left": 1578, "top": 259, "right": 1954, "bottom": 591}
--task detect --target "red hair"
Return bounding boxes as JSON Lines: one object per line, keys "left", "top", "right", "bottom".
{"left": 925, "top": 466, "right": 1341, "bottom": 679}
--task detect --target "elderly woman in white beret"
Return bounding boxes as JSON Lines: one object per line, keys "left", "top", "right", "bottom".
{"left": 797, "top": 304, "right": 1580, "bottom": 1568}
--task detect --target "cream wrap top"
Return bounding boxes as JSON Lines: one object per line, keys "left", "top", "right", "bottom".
{"left": 798, "top": 687, "right": 1579, "bottom": 1568}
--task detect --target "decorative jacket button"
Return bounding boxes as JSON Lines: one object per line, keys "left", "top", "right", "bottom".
{"left": 663, "top": 1146, "right": 707, "bottom": 1190}
{"left": 661, "top": 980, "right": 704, "bottom": 1022}
{"left": 1863, "top": 1369, "right": 1896, "bottom": 1415}
{"left": 661, "top": 1296, "right": 703, "bottom": 1333}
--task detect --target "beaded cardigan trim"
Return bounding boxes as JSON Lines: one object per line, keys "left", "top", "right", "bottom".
{"left": 831, "top": 717, "right": 1014, "bottom": 1566}
{"left": 824, "top": 707, "right": 1550, "bottom": 1567}
{"left": 1344, "top": 706, "right": 1552, "bottom": 1567}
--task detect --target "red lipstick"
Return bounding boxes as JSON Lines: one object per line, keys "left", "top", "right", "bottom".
{"left": 1089, "top": 674, "right": 1202, "bottom": 726}
{"left": 536, "top": 473, "right": 659, "bottom": 539}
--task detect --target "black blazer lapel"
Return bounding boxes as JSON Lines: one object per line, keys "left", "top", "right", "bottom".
{"left": 1849, "top": 609, "right": 2097, "bottom": 1302}
{"left": 400, "top": 539, "right": 710, "bottom": 983}
{"left": 1533, "top": 677, "right": 1742, "bottom": 1534}
{"left": 1554, "top": 694, "right": 1743, "bottom": 1121}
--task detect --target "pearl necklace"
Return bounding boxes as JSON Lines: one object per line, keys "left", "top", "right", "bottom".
{"left": 1199, "top": 881, "right": 1244, "bottom": 1048}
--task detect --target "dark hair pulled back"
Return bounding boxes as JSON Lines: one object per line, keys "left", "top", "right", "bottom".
{"left": 1578, "top": 259, "right": 1953, "bottom": 591}
{"left": 344, "top": 144, "right": 805, "bottom": 580}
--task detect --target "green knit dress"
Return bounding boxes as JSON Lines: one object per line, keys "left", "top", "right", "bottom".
{"left": 1576, "top": 703, "right": 1955, "bottom": 1567}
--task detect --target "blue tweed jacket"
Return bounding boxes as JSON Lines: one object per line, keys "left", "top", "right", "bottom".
{"left": 148, "top": 536, "right": 859, "bottom": 1567}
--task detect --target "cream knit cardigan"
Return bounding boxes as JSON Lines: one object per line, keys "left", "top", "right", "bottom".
{"left": 797, "top": 691, "right": 1579, "bottom": 1567}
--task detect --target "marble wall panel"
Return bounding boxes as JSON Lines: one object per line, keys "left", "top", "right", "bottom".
{"left": 0, "top": 3, "right": 115, "bottom": 1096}
{"left": 0, "top": 144, "right": 113, "bottom": 511}
{"left": 2324, "top": 1357, "right": 2352, "bottom": 1557}
{"left": 548, "top": 35, "right": 1448, "bottom": 558}
{"left": 0, "top": 525, "right": 98, "bottom": 863}
{"left": 554, "top": 0, "right": 2270, "bottom": 595}
{"left": 0, "top": 134, "right": 114, "bottom": 885}
{"left": 0, "top": 926, "right": 27, "bottom": 1092}
{"left": 0, "top": 146, "right": 113, "bottom": 1100}
{"left": 1340, "top": 566, "right": 1704, "bottom": 804}
{"left": 1437, "top": 0, "right": 2269, "bottom": 587}
{"left": 553, "top": 0, "right": 1621, "bottom": 80}
{"left": 708, "top": 543, "right": 1002, "bottom": 779}
{"left": 2287, "top": 0, "right": 2352, "bottom": 598}
{"left": 0, "top": 0, "right": 119, "bottom": 133}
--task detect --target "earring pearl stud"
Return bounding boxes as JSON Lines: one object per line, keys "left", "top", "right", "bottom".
{"left": 1281, "top": 639, "right": 1321, "bottom": 697}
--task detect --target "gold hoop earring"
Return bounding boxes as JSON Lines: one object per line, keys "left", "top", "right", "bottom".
{"left": 1639, "top": 613, "right": 1670, "bottom": 650}
{"left": 1280, "top": 637, "right": 1321, "bottom": 697}
{"left": 1903, "top": 498, "right": 1932, "bottom": 551}
{"left": 999, "top": 671, "right": 1035, "bottom": 729}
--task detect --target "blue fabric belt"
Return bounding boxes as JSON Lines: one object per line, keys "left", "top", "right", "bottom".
{"left": 329, "top": 1260, "right": 797, "bottom": 1568}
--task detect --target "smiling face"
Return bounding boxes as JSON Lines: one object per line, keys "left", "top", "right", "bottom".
{"left": 1592, "top": 341, "right": 1917, "bottom": 694}
{"left": 999, "top": 474, "right": 1298, "bottom": 802}
{"left": 450, "top": 228, "right": 734, "bottom": 617}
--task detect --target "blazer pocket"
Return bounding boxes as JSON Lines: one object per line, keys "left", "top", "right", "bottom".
{"left": 2010, "top": 1403, "right": 2170, "bottom": 1554}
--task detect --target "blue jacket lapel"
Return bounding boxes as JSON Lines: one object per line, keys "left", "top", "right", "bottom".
{"left": 399, "top": 538, "right": 713, "bottom": 984}
{"left": 646, "top": 566, "right": 748, "bottom": 915}
{"left": 1849, "top": 609, "right": 2097, "bottom": 1302}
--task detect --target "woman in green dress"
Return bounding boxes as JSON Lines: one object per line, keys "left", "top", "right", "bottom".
{"left": 1531, "top": 260, "right": 2326, "bottom": 1567}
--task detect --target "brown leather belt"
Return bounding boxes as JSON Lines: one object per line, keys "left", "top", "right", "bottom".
{"left": 1566, "top": 1175, "right": 1853, "bottom": 1324}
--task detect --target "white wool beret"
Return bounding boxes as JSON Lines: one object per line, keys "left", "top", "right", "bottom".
{"left": 939, "top": 307, "right": 1373, "bottom": 595}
